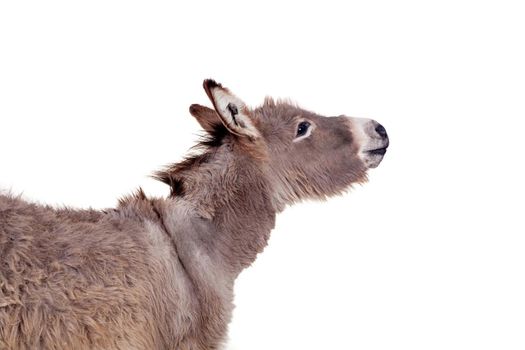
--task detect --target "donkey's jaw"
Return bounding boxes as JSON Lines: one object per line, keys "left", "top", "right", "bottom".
{"left": 348, "top": 117, "right": 389, "bottom": 169}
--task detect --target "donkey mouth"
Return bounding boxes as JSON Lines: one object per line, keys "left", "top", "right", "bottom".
{"left": 362, "top": 143, "right": 389, "bottom": 168}
{"left": 367, "top": 147, "right": 388, "bottom": 156}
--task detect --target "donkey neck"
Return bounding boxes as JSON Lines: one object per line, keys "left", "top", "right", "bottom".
{"left": 169, "top": 146, "right": 276, "bottom": 275}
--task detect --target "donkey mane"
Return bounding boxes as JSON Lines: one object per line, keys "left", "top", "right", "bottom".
{"left": 153, "top": 123, "right": 229, "bottom": 197}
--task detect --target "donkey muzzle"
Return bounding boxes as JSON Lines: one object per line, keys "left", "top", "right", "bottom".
{"left": 348, "top": 117, "right": 389, "bottom": 168}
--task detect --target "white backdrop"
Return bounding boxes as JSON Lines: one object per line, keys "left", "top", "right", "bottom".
{"left": 1, "top": 1, "right": 524, "bottom": 349}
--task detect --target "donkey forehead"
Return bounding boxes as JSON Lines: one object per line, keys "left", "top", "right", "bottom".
{"left": 253, "top": 102, "right": 349, "bottom": 134}
{"left": 254, "top": 102, "right": 323, "bottom": 127}
{"left": 256, "top": 101, "right": 302, "bottom": 117}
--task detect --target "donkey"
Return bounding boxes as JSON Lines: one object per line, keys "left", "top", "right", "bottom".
{"left": 0, "top": 80, "right": 389, "bottom": 350}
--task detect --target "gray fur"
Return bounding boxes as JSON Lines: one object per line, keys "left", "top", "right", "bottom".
{"left": 0, "top": 80, "right": 387, "bottom": 349}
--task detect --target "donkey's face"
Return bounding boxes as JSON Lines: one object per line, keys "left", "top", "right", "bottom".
{"left": 191, "top": 80, "right": 389, "bottom": 207}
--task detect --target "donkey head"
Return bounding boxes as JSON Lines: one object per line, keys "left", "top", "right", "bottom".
{"left": 187, "top": 80, "right": 389, "bottom": 210}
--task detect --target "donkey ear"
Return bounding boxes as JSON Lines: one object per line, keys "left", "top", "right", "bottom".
{"left": 202, "top": 79, "right": 260, "bottom": 139}
{"left": 189, "top": 104, "right": 221, "bottom": 133}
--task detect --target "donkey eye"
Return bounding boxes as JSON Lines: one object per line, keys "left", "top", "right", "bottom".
{"left": 296, "top": 121, "right": 311, "bottom": 137}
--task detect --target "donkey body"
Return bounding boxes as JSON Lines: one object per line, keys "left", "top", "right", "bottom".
{"left": 0, "top": 80, "right": 389, "bottom": 349}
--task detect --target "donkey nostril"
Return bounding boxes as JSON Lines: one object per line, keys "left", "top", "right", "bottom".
{"left": 375, "top": 123, "right": 388, "bottom": 139}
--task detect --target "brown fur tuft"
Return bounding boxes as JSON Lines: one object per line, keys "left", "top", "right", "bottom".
{"left": 153, "top": 123, "right": 229, "bottom": 196}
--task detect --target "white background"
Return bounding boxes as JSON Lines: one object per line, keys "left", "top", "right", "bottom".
{"left": 1, "top": 1, "right": 524, "bottom": 349}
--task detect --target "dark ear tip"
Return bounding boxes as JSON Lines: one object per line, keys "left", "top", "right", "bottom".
{"left": 189, "top": 104, "right": 200, "bottom": 115}
{"left": 203, "top": 79, "right": 221, "bottom": 90}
